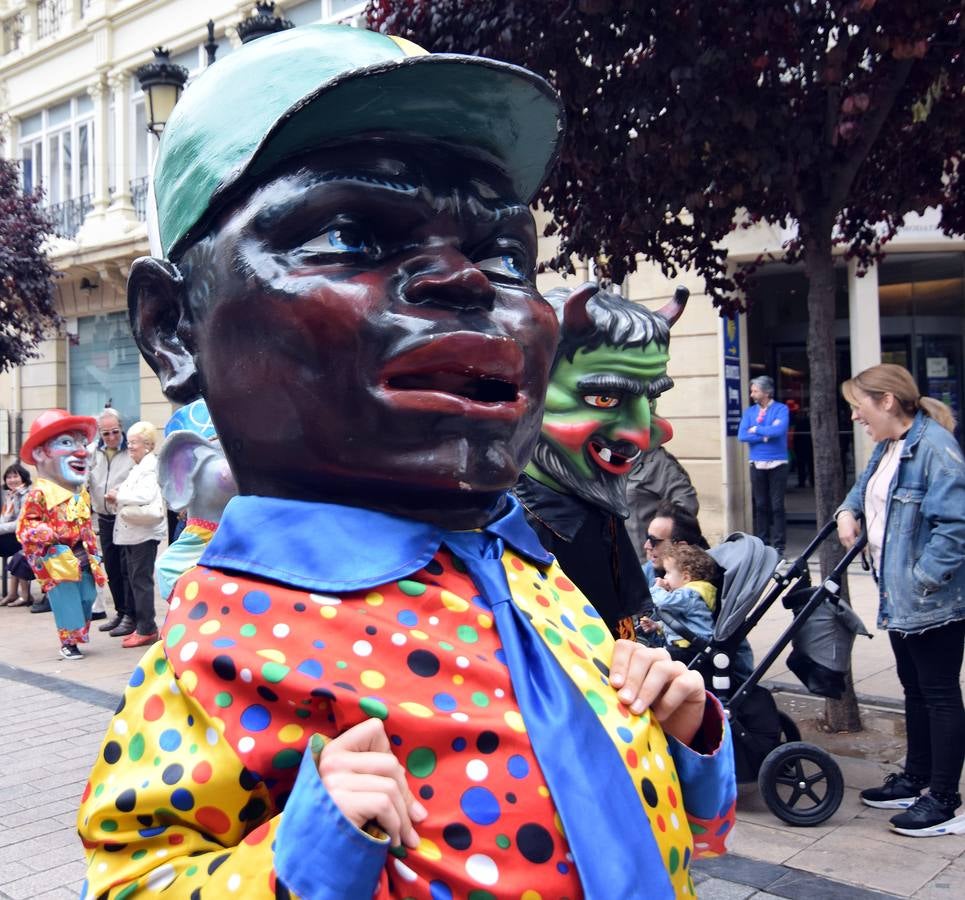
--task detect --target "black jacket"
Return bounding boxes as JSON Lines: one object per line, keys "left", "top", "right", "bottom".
{"left": 515, "top": 474, "right": 653, "bottom": 637}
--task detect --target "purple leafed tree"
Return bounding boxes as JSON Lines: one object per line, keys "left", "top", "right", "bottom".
{"left": 0, "top": 154, "right": 60, "bottom": 372}
{"left": 367, "top": 0, "right": 963, "bottom": 730}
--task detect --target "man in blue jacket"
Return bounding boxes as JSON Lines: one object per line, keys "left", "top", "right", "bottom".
{"left": 738, "top": 375, "right": 790, "bottom": 556}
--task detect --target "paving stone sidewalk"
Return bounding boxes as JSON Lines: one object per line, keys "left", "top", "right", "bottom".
{"left": 0, "top": 671, "right": 117, "bottom": 900}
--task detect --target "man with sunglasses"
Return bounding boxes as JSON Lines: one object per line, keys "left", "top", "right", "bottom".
{"left": 643, "top": 500, "right": 713, "bottom": 586}
{"left": 87, "top": 407, "right": 134, "bottom": 635}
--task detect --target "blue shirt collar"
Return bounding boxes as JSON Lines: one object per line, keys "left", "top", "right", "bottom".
{"left": 199, "top": 492, "right": 554, "bottom": 594}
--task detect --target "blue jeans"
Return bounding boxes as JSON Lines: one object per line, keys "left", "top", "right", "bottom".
{"left": 750, "top": 463, "right": 787, "bottom": 553}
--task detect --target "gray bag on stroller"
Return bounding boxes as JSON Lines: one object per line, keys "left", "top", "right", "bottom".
{"left": 784, "top": 584, "right": 871, "bottom": 699}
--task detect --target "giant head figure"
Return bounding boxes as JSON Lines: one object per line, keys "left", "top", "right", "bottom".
{"left": 20, "top": 409, "right": 97, "bottom": 491}
{"left": 526, "top": 285, "right": 688, "bottom": 517}
{"left": 128, "top": 26, "right": 563, "bottom": 530}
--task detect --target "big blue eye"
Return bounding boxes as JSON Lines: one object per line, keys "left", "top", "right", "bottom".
{"left": 476, "top": 252, "right": 531, "bottom": 282}
{"left": 326, "top": 228, "right": 369, "bottom": 253}
{"left": 502, "top": 254, "right": 526, "bottom": 279}
{"left": 300, "top": 226, "right": 375, "bottom": 258}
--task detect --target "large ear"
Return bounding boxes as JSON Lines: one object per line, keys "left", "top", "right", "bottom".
{"left": 157, "top": 431, "right": 213, "bottom": 511}
{"left": 128, "top": 257, "right": 199, "bottom": 403}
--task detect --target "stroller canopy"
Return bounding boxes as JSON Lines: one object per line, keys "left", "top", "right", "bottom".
{"left": 708, "top": 533, "right": 780, "bottom": 641}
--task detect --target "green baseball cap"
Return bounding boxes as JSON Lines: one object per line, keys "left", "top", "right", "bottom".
{"left": 150, "top": 24, "right": 564, "bottom": 260}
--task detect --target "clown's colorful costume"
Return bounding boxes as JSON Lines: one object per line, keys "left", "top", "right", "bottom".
{"left": 78, "top": 495, "right": 735, "bottom": 899}
{"left": 17, "top": 478, "right": 105, "bottom": 646}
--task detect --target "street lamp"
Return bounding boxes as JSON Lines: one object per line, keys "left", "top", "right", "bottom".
{"left": 134, "top": 47, "right": 189, "bottom": 138}
{"left": 204, "top": 20, "right": 219, "bottom": 67}
{"left": 236, "top": 2, "right": 294, "bottom": 45}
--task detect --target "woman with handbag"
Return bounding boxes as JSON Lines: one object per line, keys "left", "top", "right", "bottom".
{"left": 108, "top": 421, "right": 167, "bottom": 648}
{"left": 1, "top": 463, "right": 34, "bottom": 607}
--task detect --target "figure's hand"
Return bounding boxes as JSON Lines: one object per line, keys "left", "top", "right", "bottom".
{"left": 317, "top": 718, "right": 427, "bottom": 849}
{"left": 837, "top": 511, "right": 861, "bottom": 549}
{"left": 637, "top": 616, "right": 661, "bottom": 634}
{"left": 654, "top": 577, "right": 670, "bottom": 591}
{"left": 748, "top": 425, "right": 757, "bottom": 434}
{"left": 609, "top": 641, "right": 707, "bottom": 746}
{"left": 105, "top": 488, "right": 118, "bottom": 503}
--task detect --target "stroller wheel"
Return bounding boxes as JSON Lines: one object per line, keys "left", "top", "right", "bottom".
{"left": 777, "top": 711, "right": 802, "bottom": 744}
{"left": 758, "top": 741, "right": 844, "bottom": 826}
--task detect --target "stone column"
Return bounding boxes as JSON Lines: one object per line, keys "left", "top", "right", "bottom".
{"left": 107, "top": 69, "right": 136, "bottom": 219}
{"left": 86, "top": 76, "right": 110, "bottom": 219}
{"left": 0, "top": 109, "right": 16, "bottom": 163}
{"left": 848, "top": 257, "right": 882, "bottom": 474}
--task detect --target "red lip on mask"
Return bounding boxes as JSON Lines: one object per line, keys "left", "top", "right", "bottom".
{"left": 377, "top": 332, "right": 527, "bottom": 421}
{"left": 587, "top": 440, "right": 639, "bottom": 475}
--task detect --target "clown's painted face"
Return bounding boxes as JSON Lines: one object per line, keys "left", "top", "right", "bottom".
{"left": 34, "top": 431, "right": 91, "bottom": 489}
{"left": 528, "top": 341, "right": 673, "bottom": 516}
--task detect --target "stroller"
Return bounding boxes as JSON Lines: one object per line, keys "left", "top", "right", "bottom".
{"left": 654, "top": 519, "right": 870, "bottom": 826}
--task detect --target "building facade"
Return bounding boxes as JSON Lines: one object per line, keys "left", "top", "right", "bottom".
{"left": 2, "top": 1, "right": 963, "bottom": 544}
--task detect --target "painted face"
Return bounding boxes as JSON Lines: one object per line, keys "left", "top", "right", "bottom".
{"left": 529, "top": 341, "right": 672, "bottom": 515}
{"left": 179, "top": 141, "right": 557, "bottom": 527}
{"left": 644, "top": 515, "right": 674, "bottom": 566}
{"left": 34, "top": 431, "right": 90, "bottom": 488}
{"left": 662, "top": 556, "right": 687, "bottom": 591}
{"left": 99, "top": 416, "right": 123, "bottom": 450}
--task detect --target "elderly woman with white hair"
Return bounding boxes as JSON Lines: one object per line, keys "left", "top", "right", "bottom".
{"left": 107, "top": 421, "right": 167, "bottom": 648}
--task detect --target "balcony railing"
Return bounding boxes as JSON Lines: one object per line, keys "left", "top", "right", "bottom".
{"left": 47, "top": 195, "right": 93, "bottom": 239}
{"left": 37, "top": 0, "right": 68, "bottom": 40}
{"left": 130, "top": 176, "right": 149, "bottom": 222}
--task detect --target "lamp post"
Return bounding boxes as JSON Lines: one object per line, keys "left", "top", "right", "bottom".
{"left": 236, "top": 2, "right": 294, "bottom": 45}
{"left": 204, "top": 20, "right": 218, "bottom": 67}
{"left": 134, "top": 48, "right": 189, "bottom": 138}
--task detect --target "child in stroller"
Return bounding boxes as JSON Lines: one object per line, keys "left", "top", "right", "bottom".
{"left": 638, "top": 543, "right": 754, "bottom": 683}
{"left": 646, "top": 524, "right": 871, "bottom": 827}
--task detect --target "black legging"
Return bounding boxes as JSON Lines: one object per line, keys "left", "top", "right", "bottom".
{"left": 890, "top": 619, "right": 965, "bottom": 796}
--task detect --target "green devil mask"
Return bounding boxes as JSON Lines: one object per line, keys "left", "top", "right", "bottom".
{"left": 526, "top": 284, "right": 688, "bottom": 517}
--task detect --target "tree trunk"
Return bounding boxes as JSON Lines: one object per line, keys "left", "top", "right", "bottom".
{"left": 802, "top": 232, "right": 863, "bottom": 733}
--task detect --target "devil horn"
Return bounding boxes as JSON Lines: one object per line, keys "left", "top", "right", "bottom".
{"left": 656, "top": 285, "right": 689, "bottom": 327}
{"left": 562, "top": 282, "right": 600, "bottom": 336}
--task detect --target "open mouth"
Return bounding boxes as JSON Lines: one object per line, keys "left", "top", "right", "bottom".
{"left": 588, "top": 440, "right": 640, "bottom": 475}
{"left": 379, "top": 333, "right": 526, "bottom": 420}
{"left": 68, "top": 459, "right": 88, "bottom": 475}
{"left": 387, "top": 371, "right": 518, "bottom": 403}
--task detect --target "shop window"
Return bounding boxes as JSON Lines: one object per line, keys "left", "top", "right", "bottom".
{"left": 68, "top": 312, "right": 141, "bottom": 427}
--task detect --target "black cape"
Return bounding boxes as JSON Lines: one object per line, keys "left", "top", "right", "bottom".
{"left": 514, "top": 474, "right": 653, "bottom": 637}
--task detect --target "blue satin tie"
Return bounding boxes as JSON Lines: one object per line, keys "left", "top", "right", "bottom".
{"left": 444, "top": 530, "right": 674, "bottom": 899}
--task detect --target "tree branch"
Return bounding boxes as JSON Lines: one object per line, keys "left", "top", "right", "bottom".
{"left": 828, "top": 57, "right": 914, "bottom": 210}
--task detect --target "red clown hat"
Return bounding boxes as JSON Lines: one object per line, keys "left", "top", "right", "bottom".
{"left": 20, "top": 409, "right": 98, "bottom": 466}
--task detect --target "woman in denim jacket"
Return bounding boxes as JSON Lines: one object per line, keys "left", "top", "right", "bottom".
{"left": 837, "top": 364, "right": 965, "bottom": 837}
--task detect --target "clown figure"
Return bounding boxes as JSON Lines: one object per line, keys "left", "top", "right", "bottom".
{"left": 17, "top": 409, "right": 106, "bottom": 659}
{"left": 517, "top": 284, "right": 687, "bottom": 637}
